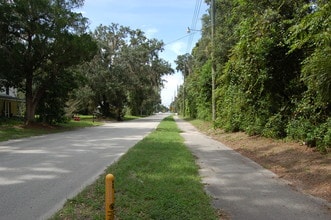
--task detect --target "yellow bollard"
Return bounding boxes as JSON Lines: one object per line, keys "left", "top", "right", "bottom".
{"left": 105, "top": 174, "right": 115, "bottom": 220}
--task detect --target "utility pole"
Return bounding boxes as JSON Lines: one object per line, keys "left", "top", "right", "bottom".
{"left": 211, "top": 0, "right": 216, "bottom": 123}
{"left": 183, "top": 65, "right": 186, "bottom": 117}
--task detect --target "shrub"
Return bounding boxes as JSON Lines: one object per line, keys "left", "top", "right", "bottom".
{"left": 262, "top": 113, "right": 287, "bottom": 138}
{"left": 287, "top": 116, "right": 331, "bottom": 152}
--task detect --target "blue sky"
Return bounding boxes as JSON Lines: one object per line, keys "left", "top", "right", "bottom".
{"left": 79, "top": 0, "right": 208, "bottom": 107}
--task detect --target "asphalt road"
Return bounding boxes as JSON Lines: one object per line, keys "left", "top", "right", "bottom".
{"left": 175, "top": 117, "right": 331, "bottom": 220}
{"left": 0, "top": 113, "right": 168, "bottom": 220}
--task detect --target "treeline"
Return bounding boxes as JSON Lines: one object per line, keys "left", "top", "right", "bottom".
{"left": 0, "top": 0, "right": 173, "bottom": 124}
{"left": 69, "top": 24, "right": 173, "bottom": 121}
{"left": 173, "top": 0, "right": 330, "bottom": 151}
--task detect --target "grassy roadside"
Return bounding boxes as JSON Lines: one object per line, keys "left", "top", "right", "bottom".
{"left": 0, "top": 115, "right": 140, "bottom": 142}
{"left": 50, "top": 116, "right": 218, "bottom": 220}
{"left": 0, "top": 116, "right": 102, "bottom": 142}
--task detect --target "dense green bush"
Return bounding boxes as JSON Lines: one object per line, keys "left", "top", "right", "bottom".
{"left": 174, "top": 0, "right": 330, "bottom": 151}
{"left": 262, "top": 113, "right": 287, "bottom": 139}
{"left": 287, "top": 117, "right": 331, "bottom": 152}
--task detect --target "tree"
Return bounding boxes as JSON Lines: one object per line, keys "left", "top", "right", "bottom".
{"left": 83, "top": 24, "right": 130, "bottom": 119}
{"left": 175, "top": 53, "right": 193, "bottom": 78}
{"left": 120, "top": 30, "right": 173, "bottom": 116}
{"left": 0, "top": 0, "right": 97, "bottom": 124}
{"left": 285, "top": 1, "right": 331, "bottom": 149}
{"left": 289, "top": 1, "right": 331, "bottom": 103}
{"left": 174, "top": 0, "right": 330, "bottom": 150}
{"left": 78, "top": 24, "right": 173, "bottom": 120}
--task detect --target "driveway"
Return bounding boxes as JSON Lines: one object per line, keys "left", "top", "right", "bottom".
{"left": 175, "top": 117, "right": 331, "bottom": 220}
{"left": 0, "top": 114, "right": 168, "bottom": 220}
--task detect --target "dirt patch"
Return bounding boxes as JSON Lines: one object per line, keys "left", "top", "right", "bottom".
{"left": 193, "top": 122, "right": 331, "bottom": 203}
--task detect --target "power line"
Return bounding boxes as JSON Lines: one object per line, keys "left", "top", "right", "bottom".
{"left": 186, "top": 0, "right": 201, "bottom": 52}
{"left": 161, "top": 1, "right": 204, "bottom": 53}
{"left": 186, "top": 0, "right": 203, "bottom": 53}
{"left": 163, "top": 32, "right": 196, "bottom": 48}
{"left": 191, "top": 0, "right": 201, "bottom": 31}
{"left": 191, "top": 0, "right": 198, "bottom": 27}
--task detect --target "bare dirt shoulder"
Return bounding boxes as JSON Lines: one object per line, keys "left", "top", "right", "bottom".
{"left": 192, "top": 121, "right": 331, "bottom": 203}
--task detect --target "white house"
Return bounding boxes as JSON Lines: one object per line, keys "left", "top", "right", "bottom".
{"left": 0, "top": 87, "right": 24, "bottom": 117}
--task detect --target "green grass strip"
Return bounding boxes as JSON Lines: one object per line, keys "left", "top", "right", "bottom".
{"left": 0, "top": 118, "right": 102, "bottom": 142}
{"left": 50, "top": 116, "right": 218, "bottom": 220}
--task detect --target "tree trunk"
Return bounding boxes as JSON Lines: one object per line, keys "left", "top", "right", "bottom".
{"left": 25, "top": 97, "right": 37, "bottom": 125}
{"left": 25, "top": 91, "right": 47, "bottom": 124}
{"left": 25, "top": 73, "right": 35, "bottom": 125}
{"left": 25, "top": 72, "right": 45, "bottom": 125}
{"left": 116, "top": 107, "right": 123, "bottom": 121}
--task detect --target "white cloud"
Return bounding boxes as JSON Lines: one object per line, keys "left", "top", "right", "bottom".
{"left": 161, "top": 72, "right": 183, "bottom": 107}
{"left": 143, "top": 27, "right": 158, "bottom": 38}
{"left": 169, "top": 41, "right": 186, "bottom": 55}
{"left": 77, "top": 10, "right": 86, "bottom": 15}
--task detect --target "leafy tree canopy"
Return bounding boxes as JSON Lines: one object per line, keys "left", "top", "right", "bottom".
{"left": 173, "top": 0, "right": 330, "bottom": 151}
{"left": 71, "top": 24, "right": 173, "bottom": 120}
{"left": 0, "top": 0, "right": 97, "bottom": 123}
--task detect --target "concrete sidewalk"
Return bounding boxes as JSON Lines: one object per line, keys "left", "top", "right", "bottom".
{"left": 175, "top": 117, "right": 331, "bottom": 220}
